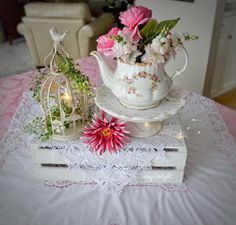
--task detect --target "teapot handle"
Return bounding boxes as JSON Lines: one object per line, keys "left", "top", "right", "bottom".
{"left": 170, "top": 47, "right": 188, "bottom": 81}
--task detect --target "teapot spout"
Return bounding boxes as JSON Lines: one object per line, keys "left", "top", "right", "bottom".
{"left": 90, "top": 51, "right": 113, "bottom": 88}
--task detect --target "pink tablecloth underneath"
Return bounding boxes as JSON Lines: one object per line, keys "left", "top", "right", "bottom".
{"left": 0, "top": 70, "right": 35, "bottom": 140}
{"left": 0, "top": 58, "right": 236, "bottom": 140}
{"left": 217, "top": 103, "right": 236, "bottom": 140}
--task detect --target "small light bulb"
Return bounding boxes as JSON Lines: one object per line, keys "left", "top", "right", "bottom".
{"left": 176, "top": 132, "right": 184, "bottom": 141}
{"left": 64, "top": 92, "right": 70, "bottom": 99}
{"left": 144, "top": 122, "right": 149, "bottom": 128}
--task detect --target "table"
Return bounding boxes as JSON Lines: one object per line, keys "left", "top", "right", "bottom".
{"left": 0, "top": 57, "right": 236, "bottom": 225}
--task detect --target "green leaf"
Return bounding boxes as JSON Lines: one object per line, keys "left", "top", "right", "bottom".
{"left": 156, "top": 18, "right": 180, "bottom": 35}
{"left": 140, "top": 18, "right": 180, "bottom": 40}
{"left": 140, "top": 19, "right": 159, "bottom": 39}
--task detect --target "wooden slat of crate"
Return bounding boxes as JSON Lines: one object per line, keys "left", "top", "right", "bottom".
{"left": 152, "top": 152, "right": 187, "bottom": 170}
{"left": 32, "top": 144, "right": 187, "bottom": 170}
{"left": 34, "top": 165, "right": 184, "bottom": 184}
{"left": 34, "top": 165, "right": 90, "bottom": 182}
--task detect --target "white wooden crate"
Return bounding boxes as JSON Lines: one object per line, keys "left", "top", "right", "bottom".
{"left": 31, "top": 133, "right": 187, "bottom": 184}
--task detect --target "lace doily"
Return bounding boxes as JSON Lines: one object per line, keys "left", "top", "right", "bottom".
{"left": 40, "top": 139, "right": 166, "bottom": 194}
{"left": 184, "top": 92, "right": 236, "bottom": 167}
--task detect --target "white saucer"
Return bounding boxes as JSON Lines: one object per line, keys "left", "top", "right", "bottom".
{"left": 95, "top": 85, "right": 187, "bottom": 123}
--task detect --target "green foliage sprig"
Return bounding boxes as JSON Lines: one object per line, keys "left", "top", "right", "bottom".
{"left": 57, "top": 54, "right": 93, "bottom": 97}
{"left": 24, "top": 116, "right": 52, "bottom": 141}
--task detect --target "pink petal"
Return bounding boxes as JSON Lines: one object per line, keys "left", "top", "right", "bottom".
{"left": 110, "top": 117, "right": 118, "bottom": 124}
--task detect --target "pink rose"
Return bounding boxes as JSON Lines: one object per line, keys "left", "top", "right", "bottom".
{"left": 122, "top": 26, "right": 140, "bottom": 43}
{"left": 97, "top": 35, "right": 114, "bottom": 56}
{"left": 96, "top": 27, "right": 121, "bottom": 56}
{"left": 119, "top": 6, "right": 152, "bottom": 42}
{"left": 108, "top": 27, "right": 121, "bottom": 37}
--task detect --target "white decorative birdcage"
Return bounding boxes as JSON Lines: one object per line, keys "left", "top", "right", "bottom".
{"left": 40, "top": 28, "right": 90, "bottom": 141}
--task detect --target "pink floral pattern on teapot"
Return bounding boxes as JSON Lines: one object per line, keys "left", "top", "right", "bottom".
{"left": 122, "top": 72, "right": 160, "bottom": 97}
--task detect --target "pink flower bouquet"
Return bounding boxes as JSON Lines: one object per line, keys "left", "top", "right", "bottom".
{"left": 97, "top": 5, "right": 198, "bottom": 64}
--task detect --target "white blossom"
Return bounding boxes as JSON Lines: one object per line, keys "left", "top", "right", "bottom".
{"left": 172, "top": 33, "right": 183, "bottom": 46}
{"left": 141, "top": 33, "right": 187, "bottom": 64}
{"left": 141, "top": 35, "right": 171, "bottom": 64}
{"left": 112, "top": 29, "right": 189, "bottom": 65}
{"left": 127, "top": 49, "right": 142, "bottom": 64}
{"left": 152, "top": 35, "right": 171, "bottom": 53}
{"left": 171, "top": 34, "right": 179, "bottom": 48}
{"left": 141, "top": 44, "right": 165, "bottom": 64}
{"left": 52, "top": 120, "right": 65, "bottom": 133}
{"left": 113, "top": 31, "right": 142, "bottom": 64}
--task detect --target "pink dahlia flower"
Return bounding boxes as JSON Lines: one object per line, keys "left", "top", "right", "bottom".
{"left": 81, "top": 111, "right": 129, "bottom": 154}
{"left": 119, "top": 6, "right": 152, "bottom": 42}
{"left": 96, "top": 27, "right": 121, "bottom": 56}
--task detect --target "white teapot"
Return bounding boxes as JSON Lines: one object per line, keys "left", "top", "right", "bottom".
{"left": 91, "top": 49, "right": 188, "bottom": 109}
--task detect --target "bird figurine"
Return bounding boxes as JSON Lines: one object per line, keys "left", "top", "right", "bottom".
{"left": 43, "top": 27, "right": 70, "bottom": 68}
{"left": 49, "top": 27, "right": 69, "bottom": 44}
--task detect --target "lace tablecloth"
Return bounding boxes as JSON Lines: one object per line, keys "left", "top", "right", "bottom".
{"left": 0, "top": 59, "right": 236, "bottom": 225}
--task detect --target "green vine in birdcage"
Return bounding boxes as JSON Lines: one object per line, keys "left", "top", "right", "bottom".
{"left": 56, "top": 53, "right": 94, "bottom": 97}
{"left": 24, "top": 56, "right": 94, "bottom": 141}
{"left": 24, "top": 116, "right": 52, "bottom": 141}
{"left": 24, "top": 102, "right": 76, "bottom": 141}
